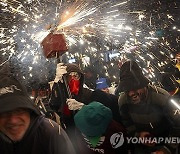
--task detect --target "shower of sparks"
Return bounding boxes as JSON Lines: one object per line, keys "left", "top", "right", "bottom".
{"left": 0, "top": 0, "right": 179, "bottom": 88}
{"left": 57, "top": 1, "right": 98, "bottom": 30}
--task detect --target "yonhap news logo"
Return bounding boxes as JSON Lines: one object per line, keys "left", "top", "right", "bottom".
{"left": 110, "top": 132, "right": 124, "bottom": 148}
{"left": 110, "top": 132, "right": 180, "bottom": 148}
{"left": 126, "top": 136, "right": 180, "bottom": 144}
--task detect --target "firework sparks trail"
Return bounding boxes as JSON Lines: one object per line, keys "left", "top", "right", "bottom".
{"left": 0, "top": 0, "right": 179, "bottom": 86}
{"left": 0, "top": 0, "right": 129, "bottom": 61}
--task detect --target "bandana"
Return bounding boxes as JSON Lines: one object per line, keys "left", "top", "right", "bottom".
{"left": 68, "top": 78, "right": 80, "bottom": 95}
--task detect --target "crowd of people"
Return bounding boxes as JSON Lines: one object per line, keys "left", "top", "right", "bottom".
{"left": 0, "top": 59, "right": 179, "bottom": 154}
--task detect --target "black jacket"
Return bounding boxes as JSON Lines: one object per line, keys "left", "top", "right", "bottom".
{"left": 49, "top": 63, "right": 122, "bottom": 126}
{"left": 0, "top": 115, "right": 76, "bottom": 154}
{"left": 118, "top": 85, "right": 180, "bottom": 153}
{"left": 118, "top": 85, "right": 180, "bottom": 137}
{"left": 86, "top": 89, "right": 122, "bottom": 124}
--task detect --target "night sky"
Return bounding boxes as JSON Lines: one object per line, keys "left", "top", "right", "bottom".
{"left": 0, "top": 0, "right": 179, "bottom": 90}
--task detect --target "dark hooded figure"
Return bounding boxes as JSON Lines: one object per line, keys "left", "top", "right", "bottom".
{"left": 49, "top": 63, "right": 86, "bottom": 128}
{"left": 49, "top": 63, "right": 124, "bottom": 153}
{"left": 0, "top": 75, "right": 76, "bottom": 154}
{"left": 49, "top": 63, "right": 122, "bottom": 127}
{"left": 118, "top": 60, "right": 180, "bottom": 154}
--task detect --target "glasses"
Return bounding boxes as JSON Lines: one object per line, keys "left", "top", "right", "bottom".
{"left": 69, "top": 72, "right": 81, "bottom": 80}
{"left": 0, "top": 108, "right": 28, "bottom": 118}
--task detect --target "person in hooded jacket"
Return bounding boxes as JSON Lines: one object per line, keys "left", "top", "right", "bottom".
{"left": 49, "top": 63, "right": 122, "bottom": 127}
{"left": 118, "top": 60, "right": 180, "bottom": 154}
{"left": 0, "top": 75, "right": 76, "bottom": 154}
{"left": 49, "top": 63, "right": 123, "bottom": 152}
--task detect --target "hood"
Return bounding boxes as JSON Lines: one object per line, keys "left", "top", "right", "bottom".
{"left": 118, "top": 60, "right": 149, "bottom": 92}
{"left": 64, "top": 63, "right": 84, "bottom": 97}
{"left": 0, "top": 76, "right": 40, "bottom": 115}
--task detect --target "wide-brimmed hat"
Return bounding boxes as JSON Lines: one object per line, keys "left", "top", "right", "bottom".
{"left": 74, "top": 101, "right": 112, "bottom": 137}
{"left": 0, "top": 76, "right": 40, "bottom": 114}
{"left": 118, "top": 60, "right": 149, "bottom": 92}
{"left": 96, "top": 78, "right": 109, "bottom": 90}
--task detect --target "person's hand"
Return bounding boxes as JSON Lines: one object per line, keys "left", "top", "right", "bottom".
{"left": 66, "top": 99, "right": 84, "bottom": 110}
{"left": 139, "top": 131, "right": 155, "bottom": 147}
{"left": 54, "top": 63, "right": 67, "bottom": 83}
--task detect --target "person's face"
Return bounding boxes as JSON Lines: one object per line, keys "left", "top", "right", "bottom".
{"left": 101, "top": 88, "right": 109, "bottom": 94}
{"left": 68, "top": 72, "right": 81, "bottom": 95}
{"left": 127, "top": 87, "right": 147, "bottom": 104}
{"left": 67, "top": 72, "right": 81, "bottom": 82}
{"left": 0, "top": 108, "right": 30, "bottom": 142}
